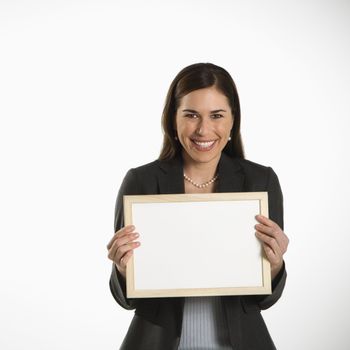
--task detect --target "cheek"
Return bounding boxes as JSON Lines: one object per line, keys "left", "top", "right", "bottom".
{"left": 218, "top": 123, "right": 232, "bottom": 137}
{"left": 228, "top": 118, "right": 234, "bottom": 130}
{"left": 179, "top": 130, "right": 192, "bottom": 145}
{"left": 177, "top": 122, "right": 193, "bottom": 138}
{"left": 175, "top": 117, "right": 186, "bottom": 133}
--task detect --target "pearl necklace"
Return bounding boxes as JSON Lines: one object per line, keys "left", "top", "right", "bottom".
{"left": 183, "top": 173, "right": 219, "bottom": 189}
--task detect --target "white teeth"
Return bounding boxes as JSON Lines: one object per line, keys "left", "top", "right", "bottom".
{"left": 193, "top": 140, "right": 215, "bottom": 148}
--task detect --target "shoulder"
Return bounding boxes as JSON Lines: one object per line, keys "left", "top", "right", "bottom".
{"left": 238, "top": 158, "right": 282, "bottom": 195}
{"left": 226, "top": 156, "right": 279, "bottom": 190}
{"left": 122, "top": 159, "right": 160, "bottom": 182}
{"left": 220, "top": 153, "right": 273, "bottom": 178}
{"left": 236, "top": 157, "right": 270, "bottom": 170}
{"left": 239, "top": 158, "right": 275, "bottom": 190}
{"left": 127, "top": 156, "right": 181, "bottom": 177}
{"left": 119, "top": 158, "right": 166, "bottom": 195}
{"left": 127, "top": 159, "right": 161, "bottom": 177}
{"left": 236, "top": 158, "right": 272, "bottom": 177}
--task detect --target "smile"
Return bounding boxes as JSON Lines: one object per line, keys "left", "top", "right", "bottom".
{"left": 191, "top": 139, "right": 217, "bottom": 151}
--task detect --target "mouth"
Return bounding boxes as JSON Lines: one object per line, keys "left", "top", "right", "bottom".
{"left": 191, "top": 139, "right": 217, "bottom": 151}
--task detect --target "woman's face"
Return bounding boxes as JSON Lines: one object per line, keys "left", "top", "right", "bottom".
{"left": 175, "top": 86, "right": 233, "bottom": 167}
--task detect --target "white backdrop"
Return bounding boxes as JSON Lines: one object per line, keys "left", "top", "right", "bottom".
{"left": 1, "top": 0, "right": 349, "bottom": 349}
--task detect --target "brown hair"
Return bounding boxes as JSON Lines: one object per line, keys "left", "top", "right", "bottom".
{"left": 159, "top": 62, "right": 245, "bottom": 160}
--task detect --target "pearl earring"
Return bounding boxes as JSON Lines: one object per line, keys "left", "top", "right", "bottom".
{"left": 228, "top": 136, "right": 231, "bottom": 141}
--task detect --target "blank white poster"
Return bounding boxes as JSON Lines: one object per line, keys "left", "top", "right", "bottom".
{"left": 131, "top": 199, "right": 262, "bottom": 291}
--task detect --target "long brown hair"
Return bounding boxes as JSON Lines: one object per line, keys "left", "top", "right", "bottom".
{"left": 159, "top": 63, "right": 245, "bottom": 160}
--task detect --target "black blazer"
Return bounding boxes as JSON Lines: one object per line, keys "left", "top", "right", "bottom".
{"left": 110, "top": 153, "right": 287, "bottom": 350}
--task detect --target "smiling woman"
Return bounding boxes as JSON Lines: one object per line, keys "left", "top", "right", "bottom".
{"left": 107, "top": 63, "right": 289, "bottom": 349}
{"left": 175, "top": 87, "right": 234, "bottom": 190}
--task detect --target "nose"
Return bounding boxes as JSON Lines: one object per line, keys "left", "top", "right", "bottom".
{"left": 196, "top": 117, "right": 211, "bottom": 136}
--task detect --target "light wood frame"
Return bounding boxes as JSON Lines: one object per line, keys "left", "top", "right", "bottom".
{"left": 124, "top": 192, "right": 271, "bottom": 298}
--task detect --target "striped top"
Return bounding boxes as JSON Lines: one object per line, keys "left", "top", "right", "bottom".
{"left": 178, "top": 297, "right": 232, "bottom": 349}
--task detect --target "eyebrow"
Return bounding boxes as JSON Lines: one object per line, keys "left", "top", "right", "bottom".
{"left": 181, "top": 109, "right": 227, "bottom": 113}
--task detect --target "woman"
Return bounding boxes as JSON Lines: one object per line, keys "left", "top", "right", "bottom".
{"left": 107, "top": 63, "right": 289, "bottom": 349}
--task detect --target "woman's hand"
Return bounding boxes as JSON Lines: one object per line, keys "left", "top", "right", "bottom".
{"left": 255, "top": 215, "right": 289, "bottom": 280}
{"left": 107, "top": 225, "right": 140, "bottom": 280}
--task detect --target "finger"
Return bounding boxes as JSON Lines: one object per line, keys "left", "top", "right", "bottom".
{"left": 255, "top": 223, "right": 289, "bottom": 255}
{"left": 255, "top": 223, "right": 280, "bottom": 238}
{"left": 109, "top": 232, "right": 139, "bottom": 260}
{"left": 262, "top": 243, "right": 276, "bottom": 259}
{"left": 262, "top": 243, "right": 284, "bottom": 280}
{"left": 113, "top": 241, "right": 141, "bottom": 264}
{"left": 255, "top": 215, "right": 278, "bottom": 228}
{"left": 106, "top": 225, "right": 135, "bottom": 249}
{"left": 120, "top": 250, "right": 134, "bottom": 268}
{"left": 115, "top": 232, "right": 139, "bottom": 248}
{"left": 114, "top": 243, "right": 140, "bottom": 267}
{"left": 279, "top": 232, "right": 290, "bottom": 254}
{"left": 108, "top": 237, "right": 138, "bottom": 263}
{"left": 255, "top": 231, "right": 282, "bottom": 258}
{"left": 262, "top": 243, "right": 280, "bottom": 266}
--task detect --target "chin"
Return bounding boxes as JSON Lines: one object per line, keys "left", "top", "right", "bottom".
{"left": 187, "top": 151, "right": 221, "bottom": 164}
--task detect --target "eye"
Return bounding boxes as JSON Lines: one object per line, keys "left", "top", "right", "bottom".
{"left": 185, "top": 113, "right": 199, "bottom": 119}
{"left": 211, "top": 114, "right": 224, "bottom": 119}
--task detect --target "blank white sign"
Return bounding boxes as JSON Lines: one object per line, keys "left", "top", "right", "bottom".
{"left": 124, "top": 192, "right": 271, "bottom": 297}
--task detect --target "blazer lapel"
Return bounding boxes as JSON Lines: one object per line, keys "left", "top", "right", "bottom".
{"left": 157, "top": 156, "right": 185, "bottom": 194}
{"left": 216, "top": 153, "right": 245, "bottom": 193}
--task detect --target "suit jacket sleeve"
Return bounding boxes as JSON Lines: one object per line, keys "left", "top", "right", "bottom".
{"left": 109, "top": 169, "right": 139, "bottom": 310}
{"left": 253, "top": 167, "right": 287, "bottom": 310}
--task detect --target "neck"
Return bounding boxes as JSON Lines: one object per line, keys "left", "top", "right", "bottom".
{"left": 182, "top": 151, "right": 220, "bottom": 182}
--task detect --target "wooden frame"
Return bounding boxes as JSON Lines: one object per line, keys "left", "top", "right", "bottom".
{"left": 124, "top": 192, "right": 271, "bottom": 298}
